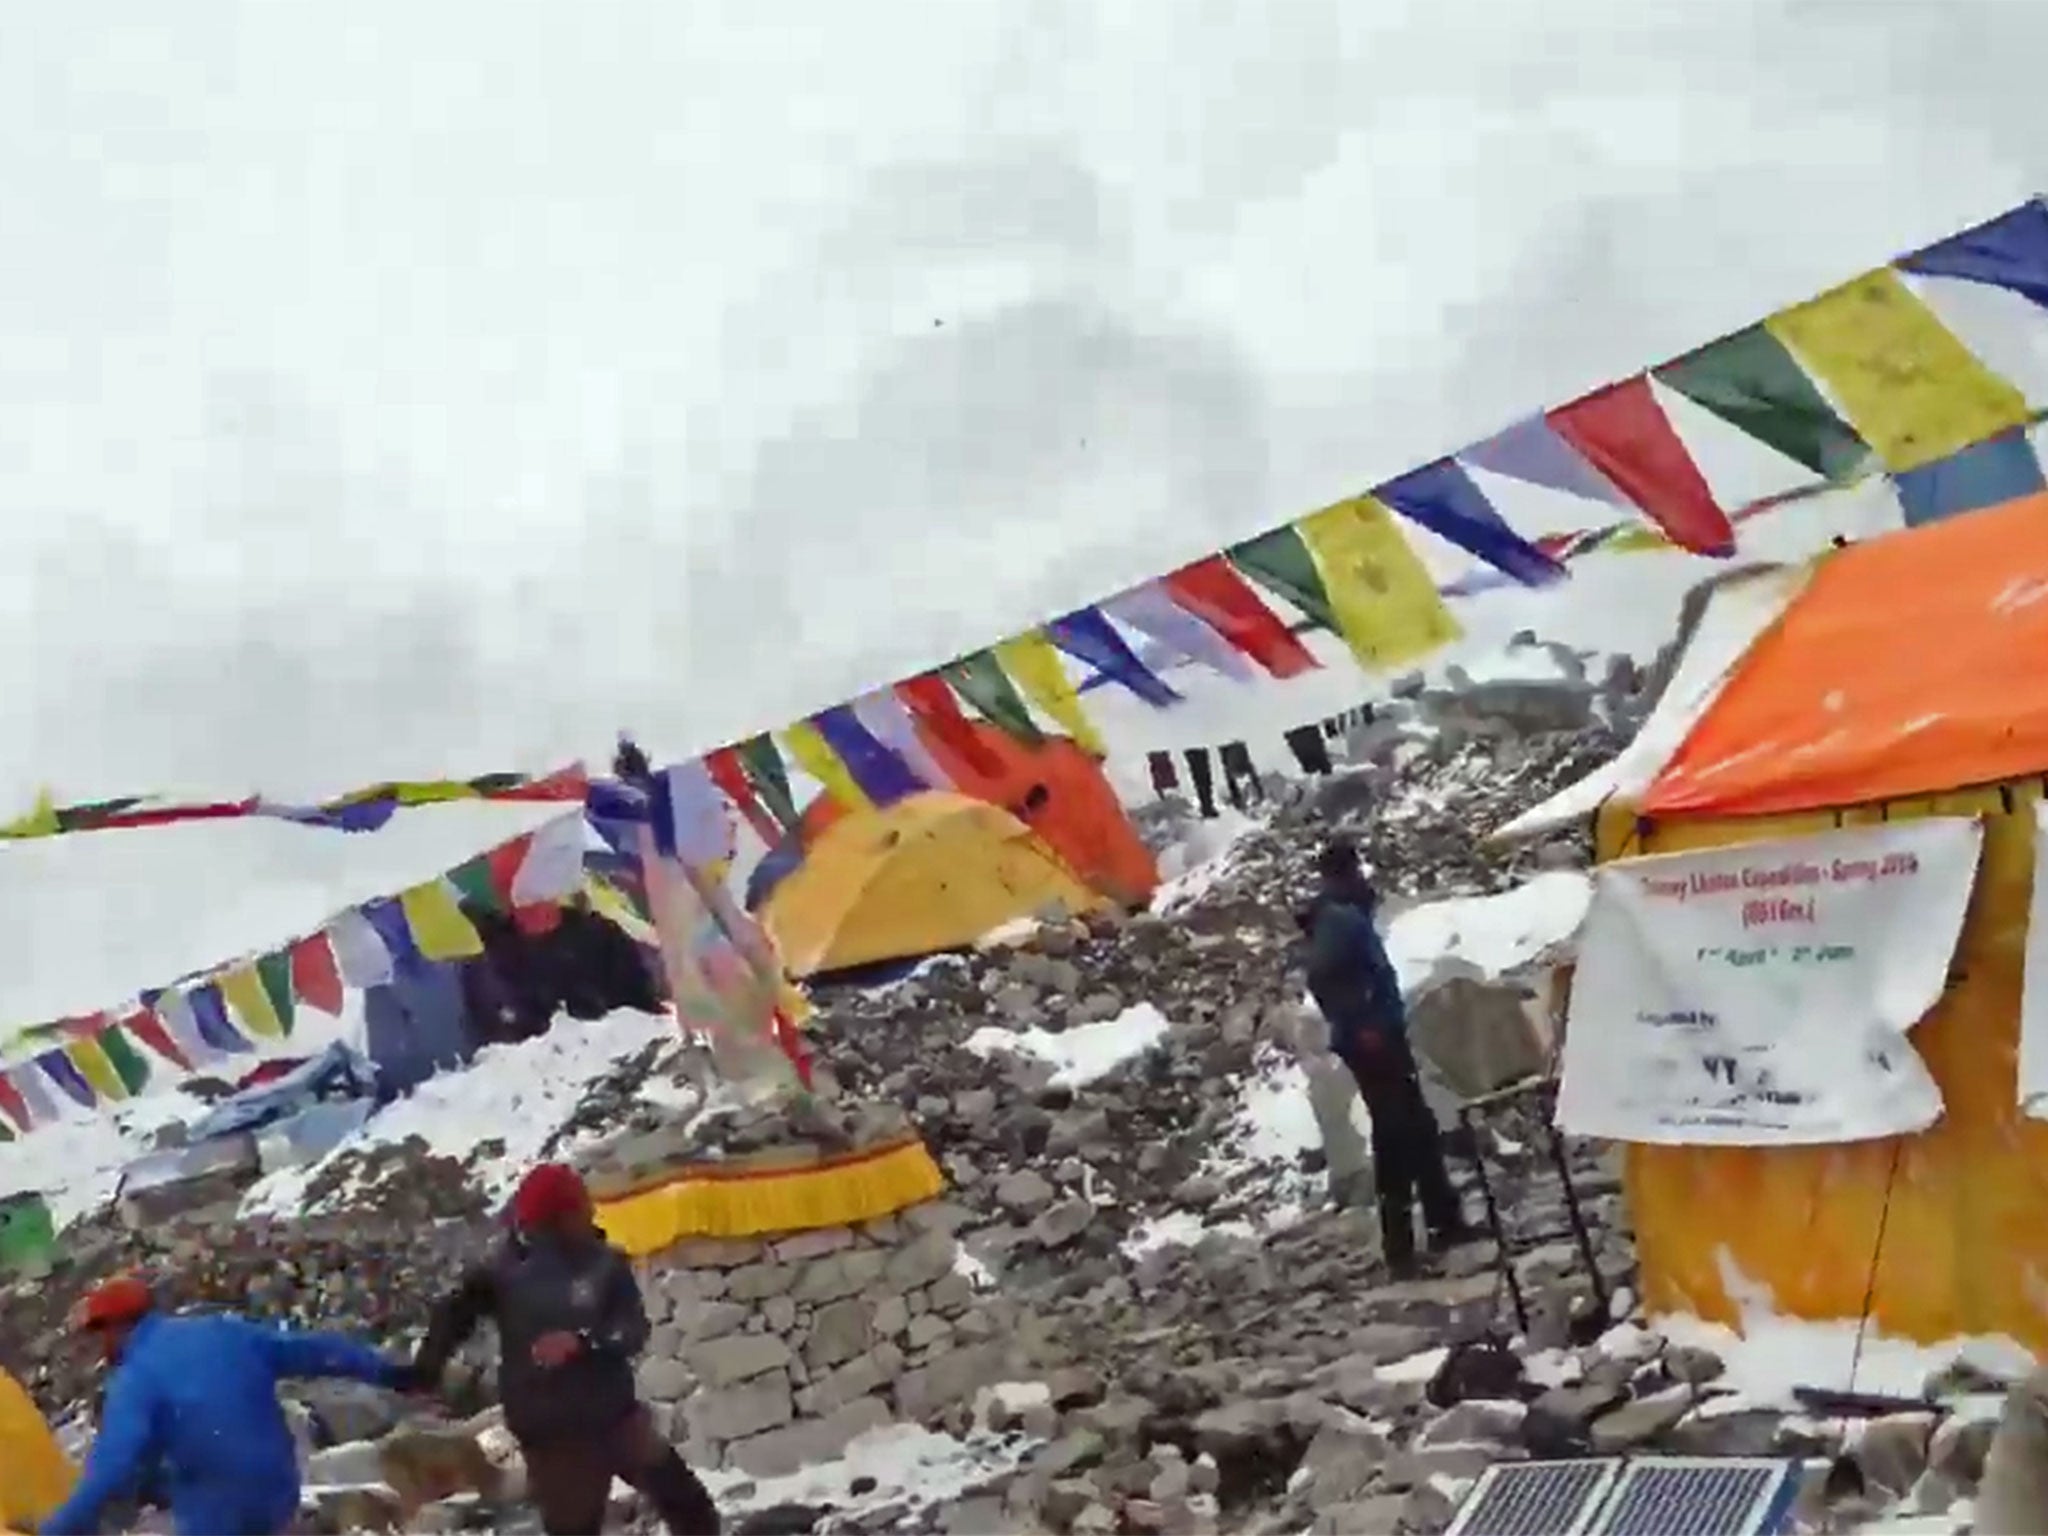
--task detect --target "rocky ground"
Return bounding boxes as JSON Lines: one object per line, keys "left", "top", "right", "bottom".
{"left": 5, "top": 638, "right": 2009, "bottom": 1533}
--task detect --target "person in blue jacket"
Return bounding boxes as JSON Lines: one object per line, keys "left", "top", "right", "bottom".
{"left": 1300, "top": 836, "right": 1475, "bottom": 1276}
{"left": 38, "top": 1273, "right": 415, "bottom": 1536}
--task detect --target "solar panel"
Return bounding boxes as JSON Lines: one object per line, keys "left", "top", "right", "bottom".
{"left": 1588, "top": 1457, "right": 1800, "bottom": 1536}
{"left": 1445, "top": 1458, "right": 1622, "bottom": 1536}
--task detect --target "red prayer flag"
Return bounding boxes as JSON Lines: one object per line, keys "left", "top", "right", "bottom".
{"left": 288, "top": 933, "right": 346, "bottom": 1016}
{"left": 118, "top": 1006, "right": 193, "bottom": 1071}
{"left": 486, "top": 834, "right": 535, "bottom": 907}
{"left": 896, "top": 676, "right": 1006, "bottom": 776}
{"left": 0, "top": 1071, "right": 29, "bottom": 1132}
{"left": 706, "top": 747, "right": 782, "bottom": 845}
{"left": 1547, "top": 378, "right": 1736, "bottom": 555}
{"left": 1162, "top": 557, "right": 1319, "bottom": 678}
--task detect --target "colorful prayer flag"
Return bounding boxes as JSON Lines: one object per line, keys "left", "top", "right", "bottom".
{"left": 1295, "top": 497, "right": 1464, "bottom": 669}
{"left": 1766, "top": 269, "right": 2031, "bottom": 473}
{"left": 1548, "top": 377, "right": 1737, "bottom": 554}
{"left": 993, "top": 632, "right": 1105, "bottom": 756}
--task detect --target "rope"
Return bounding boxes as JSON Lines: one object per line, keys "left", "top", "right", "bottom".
{"left": 1847, "top": 1138, "right": 1906, "bottom": 1396}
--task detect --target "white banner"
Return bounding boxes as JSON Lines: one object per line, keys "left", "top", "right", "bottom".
{"left": 1559, "top": 818, "right": 1981, "bottom": 1145}
{"left": 2018, "top": 804, "right": 2048, "bottom": 1118}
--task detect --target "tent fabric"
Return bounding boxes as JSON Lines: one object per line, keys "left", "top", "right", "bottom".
{"left": 1645, "top": 490, "right": 2048, "bottom": 817}
{"left": 0, "top": 1364, "right": 74, "bottom": 1529}
{"left": 749, "top": 722, "right": 1157, "bottom": 912}
{"left": 762, "top": 792, "right": 1107, "bottom": 977}
{"left": 1599, "top": 785, "right": 2048, "bottom": 1353}
{"left": 0, "top": 1193, "right": 54, "bottom": 1273}
{"left": 1493, "top": 563, "right": 1813, "bottom": 841}
{"left": 190, "top": 1043, "right": 378, "bottom": 1141}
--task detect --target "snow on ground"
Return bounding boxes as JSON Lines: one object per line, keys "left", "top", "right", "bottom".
{"left": 1653, "top": 1306, "right": 2035, "bottom": 1411}
{"left": 0, "top": 1086, "right": 210, "bottom": 1229}
{"left": 964, "top": 1002, "right": 1173, "bottom": 1090}
{"left": 1150, "top": 808, "right": 1261, "bottom": 914}
{"left": 701, "top": 1422, "right": 1036, "bottom": 1521}
{"left": 242, "top": 1008, "right": 679, "bottom": 1216}
{"left": 1385, "top": 870, "right": 1592, "bottom": 991}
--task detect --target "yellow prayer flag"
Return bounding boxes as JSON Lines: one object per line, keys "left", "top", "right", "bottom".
{"left": 65, "top": 1036, "right": 128, "bottom": 1102}
{"left": 399, "top": 880, "right": 485, "bottom": 962}
{"left": 1765, "top": 269, "right": 2030, "bottom": 473}
{"left": 583, "top": 875, "right": 657, "bottom": 945}
{"left": 994, "top": 632, "right": 1106, "bottom": 756}
{"left": 781, "top": 722, "right": 871, "bottom": 811}
{"left": 0, "top": 790, "right": 60, "bottom": 840}
{"left": 1296, "top": 498, "right": 1463, "bottom": 670}
{"left": 388, "top": 780, "right": 477, "bottom": 806}
{"left": 220, "top": 964, "right": 287, "bottom": 1038}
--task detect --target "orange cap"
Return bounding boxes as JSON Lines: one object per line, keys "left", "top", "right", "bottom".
{"left": 73, "top": 1275, "right": 153, "bottom": 1331}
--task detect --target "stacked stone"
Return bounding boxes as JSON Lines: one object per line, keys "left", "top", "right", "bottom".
{"left": 633, "top": 1199, "right": 1015, "bottom": 1478}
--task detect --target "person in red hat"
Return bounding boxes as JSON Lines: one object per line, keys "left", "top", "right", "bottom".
{"left": 40, "top": 1272, "right": 413, "bottom": 1536}
{"left": 411, "top": 1163, "right": 719, "bottom": 1534}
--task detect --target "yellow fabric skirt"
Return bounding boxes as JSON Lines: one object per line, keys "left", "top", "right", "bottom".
{"left": 594, "top": 1135, "right": 945, "bottom": 1257}
{"left": 0, "top": 1365, "right": 74, "bottom": 1530}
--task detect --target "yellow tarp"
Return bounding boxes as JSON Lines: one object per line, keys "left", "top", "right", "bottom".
{"left": 762, "top": 791, "right": 1105, "bottom": 977}
{"left": 595, "top": 1136, "right": 945, "bottom": 1255}
{"left": 0, "top": 1364, "right": 75, "bottom": 1530}
{"left": 1600, "top": 783, "right": 2048, "bottom": 1352}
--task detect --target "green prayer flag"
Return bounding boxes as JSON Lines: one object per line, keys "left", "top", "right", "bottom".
{"left": 1229, "top": 526, "right": 1338, "bottom": 631}
{"left": 1657, "top": 324, "right": 1872, "bottom": 482}
{"left": 97, "top": 1025, "right": 153, "bottom": 1095}
{"left": 941, "top": 651, "right": 1045, "bottom": 744}
{"left": 735, "top": 735, "right": 799, "bottom": 829}
{"left": 256, "top": 950, "right": 298, "bottom": 1037}
{"left": 448, "top": 857, "right": 502, "bottom": 913}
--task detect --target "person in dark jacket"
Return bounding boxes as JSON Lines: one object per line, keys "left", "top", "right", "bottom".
{"left": 1301, "top": 837, "right": 1474, "bottom": 1276}
{"left": 41, "top": 1274, "right": 413, "bottom": 1536}
{"left": 412, "top": 1164, "right": 719, "bottom": 1535}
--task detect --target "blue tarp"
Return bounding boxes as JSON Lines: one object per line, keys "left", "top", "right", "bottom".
{"left": 188, "top": 1043, "right": 379, "bottom": 1142}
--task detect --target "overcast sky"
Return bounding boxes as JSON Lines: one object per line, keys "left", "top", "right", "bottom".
{"left": 3, "top": 0, "right": 2045, "bottom": 1023}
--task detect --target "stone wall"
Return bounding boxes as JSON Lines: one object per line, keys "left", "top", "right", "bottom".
{"left": 633, "top": 1198, "right": 1014, "bottom": 1478}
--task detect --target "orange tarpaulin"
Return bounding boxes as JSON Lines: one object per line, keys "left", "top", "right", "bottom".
{"left": 1645, "top": 490, "right": 2048, "bottom": 817}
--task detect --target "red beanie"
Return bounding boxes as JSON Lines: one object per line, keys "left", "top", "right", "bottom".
{"left": 509, "top": 1163, "right": 589, "bottom": 1229}
{"left": 74, "top": 1274, "right": 154, "bottom": 1332}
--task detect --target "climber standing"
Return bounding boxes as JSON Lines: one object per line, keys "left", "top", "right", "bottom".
{"left": 1300, "top": 837, "right": 1476, "bottom": 1277}
{"left": 410, "top": 1163, "right": 720, "bottom": 1536}
{"left": 39, "top": 1273, "right": 415, "bottom": 1536}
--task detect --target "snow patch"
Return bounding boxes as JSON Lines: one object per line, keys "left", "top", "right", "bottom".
{"left": 0, "top": 1087, "right": 209, "bottom": 1228}
{"left": 1191, "top": 1045, "right": 1373, "bottom": 1230}
{"left": 1385, "top": 871, "right": 1591, "bottom": 991}
{"left": 242, "top": 1008, "right": 679, "bottom": 1216}
{"left": 1654, "top": 1306, "right": 2034, "bottom": 1410}
{"left": 1378, "top": 1346, "right": 1450, "bottom": 1384}
{"left": 964, "top": 1002, "right": 1172, "bottom": 1089}
{"left": 1151, "top": 809, "right": 1262, "bottom": 914}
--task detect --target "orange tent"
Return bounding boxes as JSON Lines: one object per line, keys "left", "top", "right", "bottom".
{"left": 1576, "top": 490, "right": 2048, "bottom": 1350}
{"left": 766, "top": 722, "right": 1157, "bottom": 910}
{"left": 1645, "top": 490, "right": 2048, "bottom": 817}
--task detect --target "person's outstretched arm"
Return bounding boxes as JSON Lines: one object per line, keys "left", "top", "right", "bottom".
{"left": 40, "top": 1372, "right": 161, "bottom": 1536}
{"left": 238, "top": 1317, "right": 406, "bottom": 1388}
{"left": 411, "top": 1267, "right": 497, "bottom": 1386}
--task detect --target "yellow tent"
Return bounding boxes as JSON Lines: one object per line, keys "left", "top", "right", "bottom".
{"left": 761, "top": 792, "right": 1105, "bottom": 977}
{"left": 0, "top": 1364, "right": 74, "bottom": 1531}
